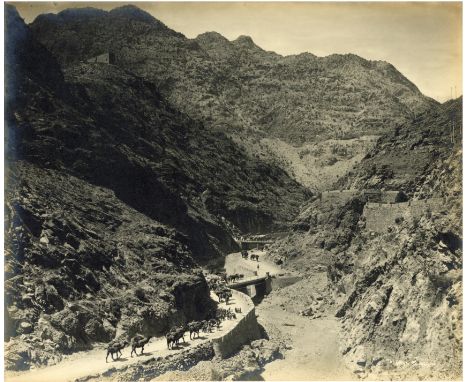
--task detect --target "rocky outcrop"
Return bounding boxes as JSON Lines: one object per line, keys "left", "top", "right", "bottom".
{"left": 337, "top": 98, "right": 462, "bottom": 194}
{"left": 268, "top": 99, "right": 462, "bottom": 379}
{"left": 4, "top": 162, "right": 211, "bottom": 370}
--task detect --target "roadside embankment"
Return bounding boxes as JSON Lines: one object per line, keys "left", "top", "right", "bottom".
{"left": 212, "top": 290, "right": 261, "bottom": 358}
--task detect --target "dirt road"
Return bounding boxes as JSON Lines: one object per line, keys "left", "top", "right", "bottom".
{"left": 5, "top": 292, "right": 250, "bottom": 382}
{"left": 224, "top": 250, "right": 294, "bottom": 278}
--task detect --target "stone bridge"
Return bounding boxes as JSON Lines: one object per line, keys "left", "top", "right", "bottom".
{"left": 237, "top": 240, "right": 274, "bottom": 250}
{"left": 228, "top": 275, "right": 273, "bottom": 304}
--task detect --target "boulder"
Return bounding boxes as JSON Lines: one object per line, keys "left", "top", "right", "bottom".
{"left": 18, "top": 321, "right": 33, "bottom": 334}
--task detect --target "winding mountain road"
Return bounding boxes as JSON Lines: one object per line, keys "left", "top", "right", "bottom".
{"left": 5, "top": 292, "right": 250, "bottom": 382}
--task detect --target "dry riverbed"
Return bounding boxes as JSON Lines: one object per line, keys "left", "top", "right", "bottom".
{"left": 225, "top": 250, "right": 355, "bottom": 380}
{"left": 257, "top": 274, "right": 356, "bottom": 381}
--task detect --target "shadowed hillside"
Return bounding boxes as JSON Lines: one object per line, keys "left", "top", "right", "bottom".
{"left": 7, "top": 5, "right": 309, "bottom": 261}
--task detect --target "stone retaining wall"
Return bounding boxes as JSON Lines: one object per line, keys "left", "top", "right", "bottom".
{"left": 211, "top": 290, "right": 261, "bottom": 359}
{"left": 363, "top": 198, "right": 445, "bottom": 232}
{"left": 271, "top": 275, "right": 302, "bottom": 290}
{"left": 320, "top": 190, "right": 361, "bottom": 203}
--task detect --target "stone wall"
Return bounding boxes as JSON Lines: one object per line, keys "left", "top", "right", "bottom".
{"left": 86, "top": 52, "right": 113, "bottom": 64}
{"left": 321, "top": 190, "right": 406, "bottom": 204}
{"left": 362, "top": 198, "right": 444, "bottom": 232}
{"left": 320, "top": 190, "right": 361, "bottom": 203}
{"left": 211, "top": 290, "right": 261, "bottom": 358}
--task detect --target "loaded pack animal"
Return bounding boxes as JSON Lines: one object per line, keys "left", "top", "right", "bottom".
{"left": 130, "top": 335, "right": 152, "bottom": 357}
{"left": 209, "top": 318, "right": 220, "bottom": 330}
{"left": 241, "top": 250, "right": 249, "bottom": 259}
{"left": 235, "top": 307, "right": 242, "bottom": 314}
{"left": 188, "top": 321, "right": 205, "bottom": 339}
{"left": 231, "top": 274, "right": 244, "bottom": 282}
{"left": 218, "top": 290, "right": 232, "bottom": 304}
{"left": 216, "top": 308, "right": 227, "bottom": 321}
{"left": 227, "top": 274, "right": 242, "bottom": 283}
{"left": 106, "top": 339, "right": 129, "bottom": 362}
{"left": 166, "top": 331, "right": 176, "bottom": 349}
{"left": 201, "top": 320, "right": 212, "bottom": 333}
{"left": 222, "top": 308, "right": 236, "bottom": 320}
{"left": 166, "top": 325, "right": 187, "bottom": 349}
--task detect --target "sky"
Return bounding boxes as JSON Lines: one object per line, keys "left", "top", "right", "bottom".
{"left": 11, "top": 1, "right": 462, "bottom": 102}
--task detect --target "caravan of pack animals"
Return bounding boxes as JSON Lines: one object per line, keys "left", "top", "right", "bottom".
{"left": 105, "top": 264, "right": 244, "bottom": 362}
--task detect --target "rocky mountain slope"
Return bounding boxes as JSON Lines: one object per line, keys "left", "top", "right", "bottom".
{"left": 268, "top": 99, "right": 462, "bottom": 379}
{"left": 5, "top": 4, "right": 308, "bottom": 370}
{"left": 336, "top": 98, "right": 462, "bottom": 194}
{"left": 29, "top": 5, "right": 438, "bottom": 189}
{"left": 5, "top": 161, "right": 211, "bottom": 370}
{"left": 7, "top": 5, "right": 309, "bottom": 261}
{"left": 30, "top": 5, "right": 436, "bottom": 144}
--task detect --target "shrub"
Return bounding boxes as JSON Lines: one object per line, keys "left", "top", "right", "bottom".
{"left": 134, "top": 287, "right": 146, "bottom": 301}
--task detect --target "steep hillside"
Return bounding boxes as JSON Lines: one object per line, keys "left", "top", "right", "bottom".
{"left": 30, "top": 5, "right": 436, "bottom": 145}
{"left": 4, "top": 4, "right": 308, "bottom": 370}
{"left": 29, "top": 5, "right": 438, "bottom": 189}
{"left": 234, "top": 135, "right": 378, "bottom": 191}
{"left": 336, "top": 98, "right": 462, "bottom": 194}
{"left": 5, "top": 161, "right": 211, "bottom": 370}
{"left": 7, "top": 5, "right": 309, "bottom": 262}
{"left": 268, "top": 99, "right": 462, "bottom": 379}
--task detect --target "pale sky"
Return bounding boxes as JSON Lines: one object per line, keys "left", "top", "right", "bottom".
{"left": 11, "top": 2, "right": 462, "bottom": 102}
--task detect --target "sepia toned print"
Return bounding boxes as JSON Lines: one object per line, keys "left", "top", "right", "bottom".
{"left": 4, "top": 2, "right": 462, "bottom": 381}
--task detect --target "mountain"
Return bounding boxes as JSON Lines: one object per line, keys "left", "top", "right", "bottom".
{"left": 29, "top": 5, "right": 438, "bottom": 189}
{"left": 4, "top": 4, "right": 309, "bottom": 369}
{"left": 267, "top": 98, "right": 462, "bottom": 379}
{"left": 8, "top": 6, "right": 309, "bottom": 259}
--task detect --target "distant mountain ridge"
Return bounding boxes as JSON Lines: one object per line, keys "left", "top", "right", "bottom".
{"left": 30, "top": 5, "right": 437, "bottom": 147}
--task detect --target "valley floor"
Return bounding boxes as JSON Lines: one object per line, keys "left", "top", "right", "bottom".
{"left": 258, "top": 309, "right": 355, "bottom": 381}
{"left": 256, "top": 270, "right": 355, "bottom": 381}
{"left": 225, "top": 251, "right": 355, "bottom": 380}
